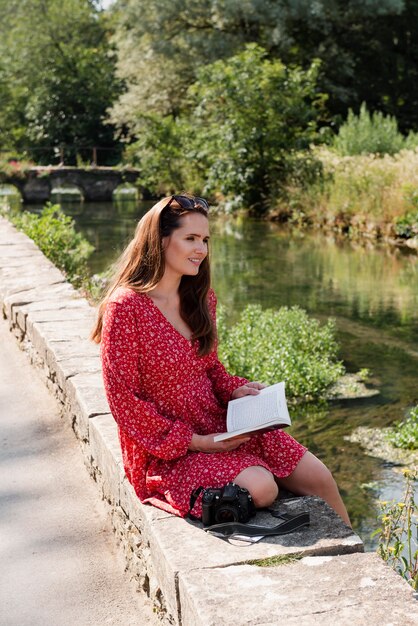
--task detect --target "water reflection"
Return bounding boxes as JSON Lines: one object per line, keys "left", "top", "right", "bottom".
{"left": 26, "top": 200, "right": 418, "bottom": 547}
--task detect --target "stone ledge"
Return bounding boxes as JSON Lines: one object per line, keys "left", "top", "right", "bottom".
{"left": 178, "top": 553, "right": 418, "bottom": 626}
{"left": 0, "top": 216, "right": 415, "bottom": 625}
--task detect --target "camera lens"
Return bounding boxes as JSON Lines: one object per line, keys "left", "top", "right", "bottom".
{"left": 215, "top": 506, "right": 239, "bottom": 523}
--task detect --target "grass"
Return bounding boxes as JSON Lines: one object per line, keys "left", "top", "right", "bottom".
{"left": 287, "top": 147, "right": 418, "bottom": 240}
{"left": 245, "top": 553, "right": 304, "bottom": 567}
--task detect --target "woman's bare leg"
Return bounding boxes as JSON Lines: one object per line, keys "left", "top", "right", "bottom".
{"left": 277, "top": 451, "right": 351, "bottom": 527}
{"left": 234, "top": 466, "right": 279, "bottom": 508}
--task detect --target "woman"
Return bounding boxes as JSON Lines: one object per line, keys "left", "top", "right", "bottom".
{"left": 92, "top": 194, "right": 351, "bottom": 526}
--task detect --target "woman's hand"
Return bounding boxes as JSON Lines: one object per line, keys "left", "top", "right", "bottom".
{"left": 189, "top": 433, "right": 251, "bottom": 454}
{"left": 231, "top": 381, "right": 266, "bottom": 400}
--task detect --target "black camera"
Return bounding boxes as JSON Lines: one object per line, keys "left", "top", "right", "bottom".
{"left": 201, "top": 482, "right": 256, "bottom": 526}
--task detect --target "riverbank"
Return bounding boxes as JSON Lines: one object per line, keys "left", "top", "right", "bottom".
{"left": 347, "top": 427, "right": 418, "bottom": 468}
{"left": 2, "top": 147, "right": 418, "bottom": 254}
{"left": 266, "top": 147, "right": 418, "bottom": 252}
{"left": 1, "top": 215, "right": 417, "bottom": 624}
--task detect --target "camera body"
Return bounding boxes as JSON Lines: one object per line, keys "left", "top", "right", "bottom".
{"left": 201, "top": 482, "right": 256, "bottom": 526}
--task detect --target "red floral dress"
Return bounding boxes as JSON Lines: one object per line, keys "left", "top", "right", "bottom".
{"left": 101, "top": 287, "right": 307, "bottom": 517}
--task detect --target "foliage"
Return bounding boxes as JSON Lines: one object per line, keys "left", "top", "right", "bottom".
{"left": 332, "top": 103, "right": 405, "bottom": 156}
{"left": 188, "top": 45, "right": 324, "bottom": 211}
{"left": 124, "top": 45, "right": 324, "bottom": 211}
{"left": 374, "top": 468, "right": 418, "bottom": 590}
{"left": 109, "top": 0, "right": 284, "bottom": 128}
{"left": 2, "top": 203, "right": 94, "bottom": 287}
{"left": 0, "top": 155, "right": 35, "bottom": 180}
{"left": 0, "top": 0, "right": 120, "bottom": 162}
{"left": 217, "top": 303, "right": 344, "bottom": 399}
{"left": 387, "top": 406, "right": 418, "bottom": 450}
{"left": 394, "top": 210, "right": 418, "bottom": 238}
{"left": 110, "top": 0, "right": 418, "bottom": 134}
{"left": 124, "top": 114, "right": 192, "bottom": 196}
{"left": 295, "top": 146, "right": 418, "bottom": 231}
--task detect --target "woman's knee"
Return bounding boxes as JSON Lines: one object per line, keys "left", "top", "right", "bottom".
{"left": 234, "top": 466, "right": 278, "bottom": 508}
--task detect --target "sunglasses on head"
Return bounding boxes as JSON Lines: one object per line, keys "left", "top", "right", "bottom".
{"left": 164, "top": 194, "right": 209, "bottom": 213}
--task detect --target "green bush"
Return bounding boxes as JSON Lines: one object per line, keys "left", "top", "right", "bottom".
{"left": 124, "top": 114, "right": 192, "bottom": 196}
{"left": 0, "top": 155, "right": 34, "bottom": 181}
{"left": 123, "top": 44, "right": 324, "bottom": 211}
{"left": 217, "top": 304, "right": 344, "bottom": 399}
{"left": 404, "top": 131, "right": 418, "bottom": 150}
{"left": 189, "top": 44, "right": 323, "bottom": 212}
{"left": 7, "top": 203, "right": 94, "bottom": 287}
{"left": 332, "top": 103, "right": 405, "bottom": 156}
{"left": 387, "top": 406, "right": 418, "bottom": 450}
{"left": 394, "top": 211, "right": 418, "bottom": 238}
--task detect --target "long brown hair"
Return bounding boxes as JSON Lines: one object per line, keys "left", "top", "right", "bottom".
{"left": 91, "top": 195, "right": 215, "bottom": 356}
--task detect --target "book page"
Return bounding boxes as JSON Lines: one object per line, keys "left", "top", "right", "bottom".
{"left": 226, "top": 382, "right": 289, "bottom": 432}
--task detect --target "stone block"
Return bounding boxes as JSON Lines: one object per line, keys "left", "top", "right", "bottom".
{"left": 139, "top": 496, "right": 362, "bottom": 624}
{"left": 89, "top": 413, "right": 124, "bottom": 504}
{"left": 15, "top": 299, "right": 92, "bottom": 335}
{"left": 64, "top": 372, "right": 110, "bottom": 442}
{"left": 178, "top": 552, "right": 418, "bottom": 626}
{"left": 118, "top": 483, "right": 182, "bottom": 620}
{"left": 2, "top": 283, "right": 77, "bottom": 319}
{"left": 44, "top": 339, "right": 100, "bottom": 365}
{"left": 119, "top": 478, "right": 172, "bottom": 535}
{"left": 52, "top": 355, "right": 102, "bottom": 394}
{"left": 0, "top": 254, "right": 58, "bottom": 273}
{"left": 27, "top": 317, "right": 95, "bottom": 345}
{"left": 0, "top": 222, "right": 31, "bottom": 245}
{"left": 0, "top": 242, "right": 40, "bottom": 256}
{"left": 0, "top": 270, "right": 66, "bottom": 301}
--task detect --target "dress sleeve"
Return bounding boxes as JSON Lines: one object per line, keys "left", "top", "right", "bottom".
{"left": 101, "top": 299, "right": 193, "bottom": 460}
{"left": 206, "top": 291, "right": 248, "bottom": 406}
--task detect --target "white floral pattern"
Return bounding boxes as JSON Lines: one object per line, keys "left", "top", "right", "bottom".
{"left": 101, "top": 287, "right": 307, "bottom": 517}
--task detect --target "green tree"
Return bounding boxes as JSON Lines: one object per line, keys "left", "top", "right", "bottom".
{"left": 0, "top": 0, "right": 120, "bottom": 163}
{"left": 188, "top": 44, "right": 323, "bottom": 210}
{"left": 110, "top": 0, "right": 415, "bottom": 135}
{"left": 126, "top": 45, "right": 323, "bottom": 210}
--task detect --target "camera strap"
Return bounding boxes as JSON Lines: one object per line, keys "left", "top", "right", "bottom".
{"left": 203, "top": 511, "right": 310, "bottom": 542}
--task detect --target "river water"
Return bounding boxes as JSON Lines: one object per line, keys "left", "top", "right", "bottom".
{"left": 30, "top": 200, "right": 418, "bottom": 548}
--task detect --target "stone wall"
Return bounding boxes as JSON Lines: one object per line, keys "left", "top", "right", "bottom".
{"left": 1, "top": 216, "right": 416, "bottom": 625}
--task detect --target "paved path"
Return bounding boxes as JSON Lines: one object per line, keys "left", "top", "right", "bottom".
{"left": 0, "top": 316, "right": 157, "bottom": 626}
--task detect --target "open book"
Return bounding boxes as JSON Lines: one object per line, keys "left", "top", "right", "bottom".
{"left": 213, "top": 382, "right": 291, "bottom": 442}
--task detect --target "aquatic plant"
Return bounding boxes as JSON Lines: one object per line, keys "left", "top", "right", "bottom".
{"left": 217, "top": 304, "right": 344, "bottom": 399}
{"left": 374, "top": 468, "right": 418, "bottom": 590}
{"left": 387, "top": 406, "right": 418, "bottom": 451}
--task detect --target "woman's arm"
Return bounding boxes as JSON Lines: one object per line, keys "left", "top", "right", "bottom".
{"left": 101, "top": 300, "right": 194, "bottom": 460}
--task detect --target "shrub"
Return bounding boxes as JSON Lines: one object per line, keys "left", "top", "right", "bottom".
{"left": 217, "top": 304, "right": 344, "bottom": 399}
{"left": 299, "top": 146, "right": 418, "bottom": 227}
{"left": 123, "top": 45, "right": 324, "bottom": 211}
{"left": 394, "top": 211, "right": 418, "bottom": 239}
{"left": 0, "top": 154, "right": 34, "bottom": 181}
{"left": 387, "top": 406, "right": 418, "bottom": 450}
{"left": 6, "top": 203, "right": 94, "bottom": 287}
{"left": 124, "top": 114, "right": 193, "bottom": 196}
{"left": 189, "top": 44, "right": 323, "bottom": 212}
{"left": 332, "top": 103, "right": 405, "bottom": 156}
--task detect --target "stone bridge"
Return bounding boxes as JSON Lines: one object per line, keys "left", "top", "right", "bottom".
{"left": 4, "top": 166, "right": 141, "bottom": 203}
